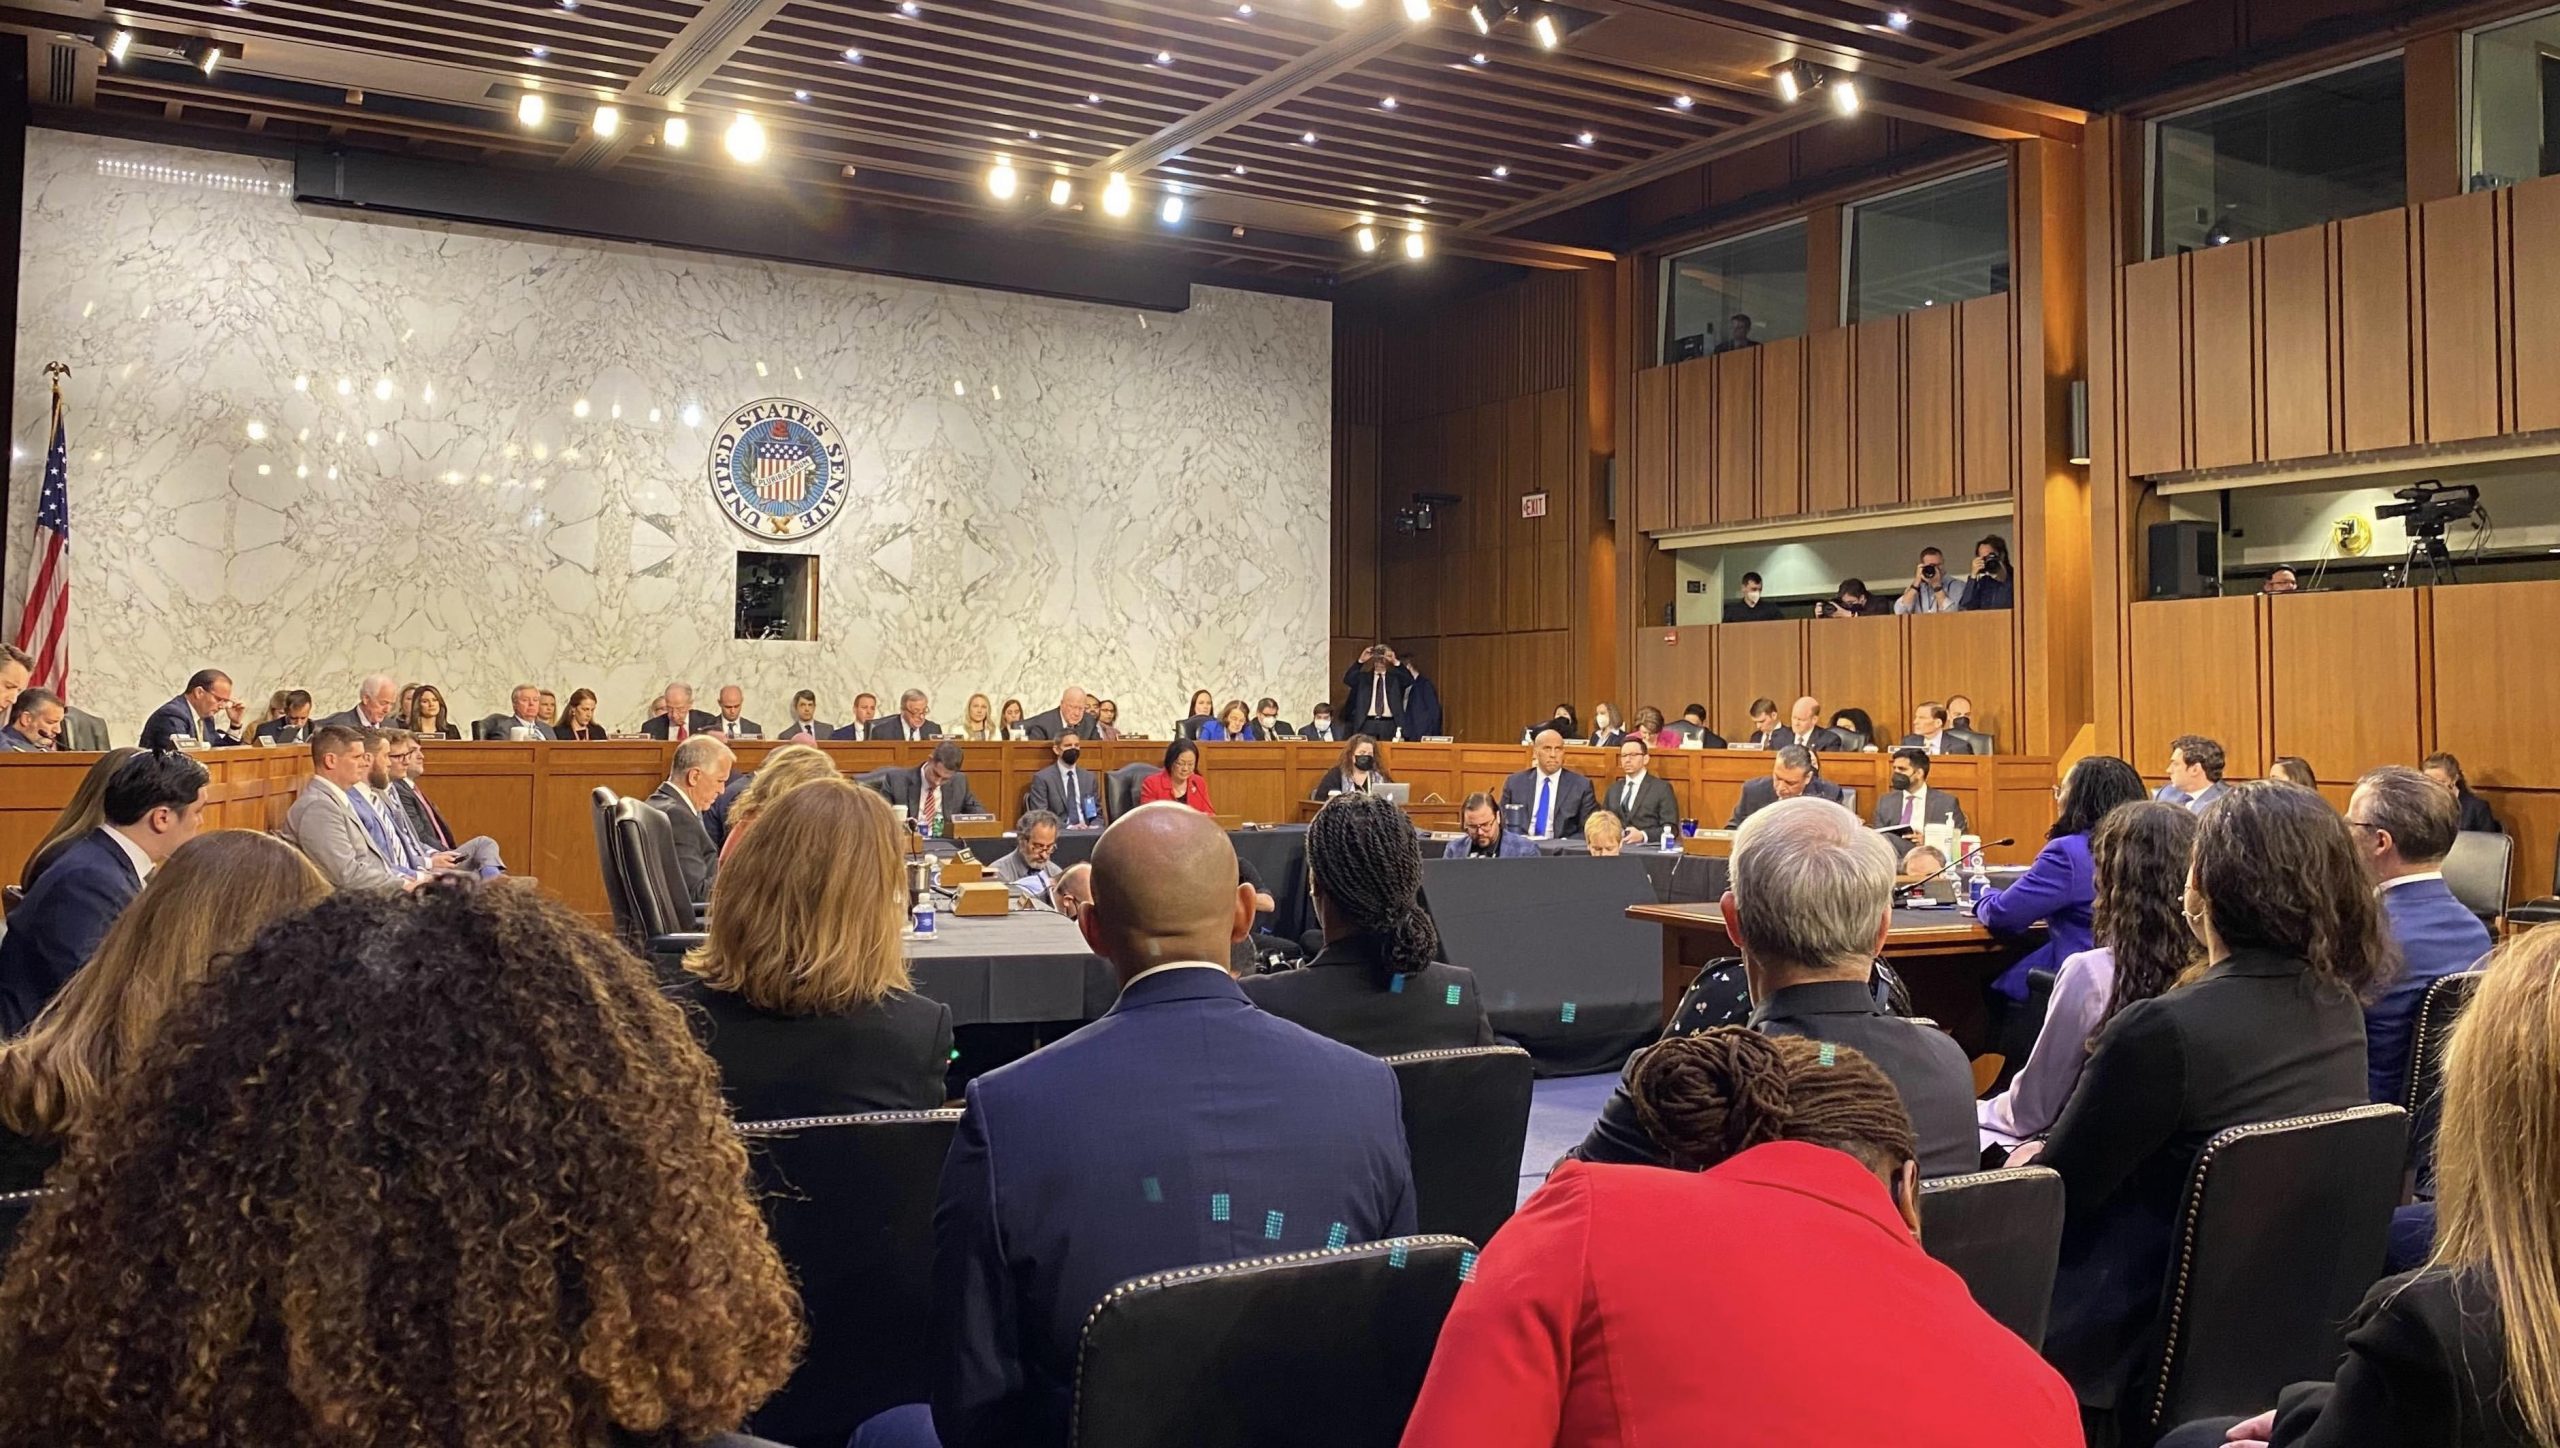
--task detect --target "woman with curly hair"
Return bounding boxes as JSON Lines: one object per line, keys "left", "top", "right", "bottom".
{"left": 0, "top": 830, "right": 328, "bottom": 1192}
{"left": 0, "top": 882, "right": 802, "bottom": 1448}
{"left": 1400, "top": 1028, "right": 2079, "bottom": 1446}
{"left": 716, "top": 743, "right": 842, "bottom": 863}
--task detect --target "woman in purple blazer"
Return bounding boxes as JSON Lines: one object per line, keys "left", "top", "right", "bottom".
{"left": 1976, "top": 756, "right": 2149, "bottom": 1002}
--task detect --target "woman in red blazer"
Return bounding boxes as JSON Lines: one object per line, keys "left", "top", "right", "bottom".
{"left": 1400, "top": 1029, "right": 2079, "bottom": 1448}
{"left": 1138, "top": 737, "right": 1214, "bottom": 814}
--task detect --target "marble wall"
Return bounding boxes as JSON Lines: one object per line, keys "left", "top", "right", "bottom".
{"left": 7, "top": 132, "right": 1332, "bottom": 739}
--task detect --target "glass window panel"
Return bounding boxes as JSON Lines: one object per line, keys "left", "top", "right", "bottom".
{"left": 1659, "top": 220, "right": 1806, "bottom": 363}
{"left": 1845, "top": 165, "right": 2010, "bottom": 323}
{"left": 2151, "top": 55, "right": 2405, "bottom": 256}
{"left": 2466, "top": 8, "right": 2560, "bottom": 192}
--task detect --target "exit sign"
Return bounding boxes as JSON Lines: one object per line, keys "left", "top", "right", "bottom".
{"left": 1520, "top": 491, "right": 1549, "bottom": 518}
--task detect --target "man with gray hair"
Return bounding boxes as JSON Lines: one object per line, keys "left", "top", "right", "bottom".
{"left": 1571, "top": 795, "right": 1978, "bottom": 1177}
{"left": 2350, "top": 764, "right": 2491, "bottom": 1103}
{"left": 992, "top": 809, "right": 1065, "bottom": 895}
{"left": 641, "top": 681, "right": 719, "bottom": 741}
{"left": 869, "top": 687, "right": 940, "bottom": 741}
{"left": 646, "top": 734, "right": 733, "bottom": 901}
{"left": 320, "top": 673, "right": 401, "bottom": 731}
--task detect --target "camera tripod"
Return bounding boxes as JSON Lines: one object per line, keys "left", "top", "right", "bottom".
{"left": 2395, "top": 528, "right": 2459, "bottom": 588}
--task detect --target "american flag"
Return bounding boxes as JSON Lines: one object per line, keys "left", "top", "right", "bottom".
{"left": 752, "top": 423, "right": 814, "bottom": 504}
{"left": 12, "top": 378, "right": 70, "bottom": 697}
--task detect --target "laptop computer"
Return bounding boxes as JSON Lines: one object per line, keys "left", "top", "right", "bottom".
{"left": 1366, "top": 781, "right": 1412, "bottom": 805}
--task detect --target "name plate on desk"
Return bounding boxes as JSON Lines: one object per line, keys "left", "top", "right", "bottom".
{"left": 949, "top": 816, "right": 1002, "bottom": 839}
{"left": 1682, "top": 831, "right": 1737, "bottom": 857}
{"left": 951, "top": 882, "right": 1011, "bottom": 917}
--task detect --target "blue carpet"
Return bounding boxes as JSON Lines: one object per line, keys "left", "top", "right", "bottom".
{"left": 1519, "top": 1073, "right": 1618, "bottom": 1205}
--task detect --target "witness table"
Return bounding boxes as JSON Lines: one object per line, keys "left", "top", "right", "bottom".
{"left": 903, "top": 910, "right": 1115, "bottom": 1027}
{"left": 962, "top": 825, "right": 1318, "bottom": 943}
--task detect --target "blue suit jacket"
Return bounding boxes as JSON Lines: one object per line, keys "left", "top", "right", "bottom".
{"left": 2367, "top": 877, "right": 2493, "bottom": 1103}
{"left": 0, "top": 830, "right": 143, "bottom": 1033}
{"left": 1443, "top": 830, "right": 1539, "bottom": 859}
{"left": 140, "top": 695, "right": 238, "bottom": 751}
{"left": 930, "top": 966, "right": 1415, "bottom": 1448}
{"left": 1976, "top": 832, "right": 2096, "bottom": 999}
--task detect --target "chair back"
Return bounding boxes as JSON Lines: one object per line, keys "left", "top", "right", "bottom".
{"left": 1917, "top": 1167, "right": 2064, "bottom": 1349}
{"left": 0, "top": 1187, "right": 52, "bottom": 1267}
{"left": 1106, "top": 762, "right": 1161, "bottom": 821}
{"left": 2403, "top": 970, "right": 2485, "bottom": 1187}
{"left": 1072, "top": 1235, "right": 1472, "bottom": 1448}
{"left": 590, "top": 787, "right": 645, "bottom": 948}
{"left": 853, "top": 766, "right": 899, "bottom": 797}
{"left": 2443, "top": 830, "right": 2513, "bottom": 926}
{"left": 736, "top": 1110, "right": 963, "bottom": 1448}
{"left": 607, "top": 798, "right": 693, "bottom": 939}
{"left": 2131, "top": 1104, "right": 2408, "bottom": 1440}
{"left": 1385, "top": 1046, "right": 1534, "bottom": 1248}
{"left": 1952, "top": 728, "right": 1994, "bottom": 755}
{"left": 2, "top": 884, "right": 22, "bottom": 913}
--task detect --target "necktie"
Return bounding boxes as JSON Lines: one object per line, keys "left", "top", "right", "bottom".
{"left": 408, "top": 785, "right": 453, "bottom": 849}
{"left": 1903, "top": 792, "right": 1916, "bottom": 827}
{"left": 1533, "top": 776, "right": 1553, "bottom": 838}
{"left": 923, "top": 780, "right": 941, "bottom": 834}
{"left": 1621, "top": 780, "right": 1635, "bottom": 815}
{"left": 1065, "top": 769, "right": 1085, "bottom": 824}
{"left": 673, "top": 721, "right": 687, "bottom": 741}
{"left": 1371, "top": 673, "right": 1386, "bottom": 717}
{"left": 386, "top": 794, "right": 432, "bottom": 870}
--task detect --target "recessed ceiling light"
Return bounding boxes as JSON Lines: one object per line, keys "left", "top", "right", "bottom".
{"left": 1086, "top": 92, "right": 1101, "bottom": 103}
{"left": 1531, "top": 12, "right": 1559, "bottom": 47}
{"left": 1490, "top": 164, "right": 1508, "bottom": 177}
{"left": 1301, "top": 130, "right": 1317, "bottom": 144}
{"left": 1048, "top": 176, "right": 1072, "bottom": 206}
{"left": 793, "top": 88, "right": 811, "bottom": 102}
{"left": 1886, "top": 9, "right": 1911, "bottom": 27}
{"left": 591, "top": 104, "right": 620, "bottom": 137}
{"left": 1233, "top": 164, "right": 1247, "bottom": 175}
{"left": 1380, "top": 95, "right": 1397, "bottom": 109}
{"left": 1237, "top": 2, "right": 1254, "bottom": 12}
{"left": 517, "top": 92, "right": 546, "bottom": 127}
{"left": 898, "top": 0, "right": 920, "bottom": 13}
{"left": 1403, "top": 0, "right": 1430, "bottom": 17}
{"left": 1467, "top": 4, "right": 1489, "bottom": 33}
{"left": 559, "top": 0, "right": 576, "bottom": 7}
{"left": 1574, "top": 130, "right": 1594, "bottom": 146}
{"left": 1469, "top": 51, "right": 1488, "bottom": 65}
{"left": 662, "top": 115, "right": 689, "bottom": 148}
{"left": 1672, "top": 94, "right": 1693, "bottom": 110}
{"left": 1027, "top": 129, "right": 1040, "bottom": 139}
{"left": 1160, "top": 194, "right": 1184, "bottom": 223}
{"left": 725, "top": 112, "right": 767, "bottom": 163}
{"left": 1155, "top": 49, "right": 1173, "bottom": 64}
{"left": 842, "top": 47, "right": 862, "bottom": 61}
{"left": 528, "top": 44, "right": 548, "bottom": 58}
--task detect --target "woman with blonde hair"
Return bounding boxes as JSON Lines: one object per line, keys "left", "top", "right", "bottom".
{"left": 717, "top": 743, "right": 841, "bottom": 862}
{"left": 17, "top": 746, "right": 139, "bottom": 889}
{"left": 959, "top": 692, "right": 997, "bottom": 741}
{"left": 676, "top": 779, "right": 952, "bottom": 1119}
{"left": 0, "top": 830, "right": 329, "bottom": 1191}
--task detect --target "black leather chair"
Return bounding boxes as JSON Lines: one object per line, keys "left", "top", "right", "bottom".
{"left": 2506, "top": 834, "right": 2560, "bottom": 927}
{"left": 0, "top": 1187, "right": 51, "bottom": 1265}
{"left": 1072, "top": 1234, "right": 1473, "bottom": 1448}
{"left": 1951, "top": 728, "right": 1994, "bottom": 755}
{"left": 1106, "top": 763, "right": 1160, "bottom": 821}
{"left": 605, "top": 798, "right": 704, "bottom": 978}
{"left": 1385, "top": 1046, "right": 1534, "bottom": 1248}
{"left": 2442, "top": 830, "right": 2513, "bottom": 929}
{"left": 591, "top": 787, "right": 645, "bottom": 945}
{"left": 2404, "top": 970, "right": 2484, "bottom": 1191}
{"left": 852, "top": 766, "right": 899, "bottom": 798}
{"left": 2122, "top": 1104, "right": 2408, "bottom": 1446}
{"left": 736, "top": 1110, "right": 963, "bottom": 1448}
{"left": 1916, "top": 1166, "right": 2064, "bottom": 1349}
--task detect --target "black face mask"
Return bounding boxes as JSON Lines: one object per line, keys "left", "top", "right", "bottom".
{"left": 1060, "top": 748, "right": 1081, "bottom": 767}
{"left": 1891, "top": 772, "right": 1913, "bottom": 792}
{"left": 1353, "top": 753, "right": 1375, "bottom": 770}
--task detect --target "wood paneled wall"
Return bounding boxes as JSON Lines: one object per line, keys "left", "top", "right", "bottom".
{"left": 1631, "top": 611, "right": 2018, "bottom": 758}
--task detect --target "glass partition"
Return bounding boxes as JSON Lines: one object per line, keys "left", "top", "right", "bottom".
{"left": 1845, "top": 164, "right": 2010, "bottom": 323}
{"left": 1658, "top": 220, "right": 1806, "bottom": 363}
{"left": 2151, "top": 54, "right": 2405, "bottom": 255}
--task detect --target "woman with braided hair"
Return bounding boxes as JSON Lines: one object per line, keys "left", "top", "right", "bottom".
{"left": 1400, "top": 1027, "right": 2079, "bottom": 1447}
{"left": 1241, "top": 790, "right": 1492, "bottom": 1056}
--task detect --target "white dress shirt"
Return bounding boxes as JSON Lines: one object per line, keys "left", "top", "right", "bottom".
{"left": 101, "top": 824, "right": 156, "bottom": 882}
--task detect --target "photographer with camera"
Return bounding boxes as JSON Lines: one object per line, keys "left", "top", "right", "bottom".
{"left": 1341, "top": 643, "right": 1437, "bottom": 741}
{"left": 1957, "top": 535, "right": 2014, "bottom": 611}
{"left": 1893, "top": 547, "right": 1961, "bottom": 615}
{"left": 1813, "top": 579, "right": 1874, "bottom": 620}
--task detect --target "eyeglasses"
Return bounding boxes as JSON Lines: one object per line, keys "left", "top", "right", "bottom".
{"left": 2345, "top": 818, "right": 2380, "bottom": 834}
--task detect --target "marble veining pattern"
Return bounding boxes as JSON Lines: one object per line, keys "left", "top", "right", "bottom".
{"left": 8, "top": 132, "right": 1332, "bottom": 738}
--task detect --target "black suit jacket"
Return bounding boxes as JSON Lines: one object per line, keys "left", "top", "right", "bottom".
{"left": 0, "top": 830, "right": 142, "bottom": 1034}
{"left": 1596, "top": 773, "right": 1681, "bottom": 838}
{"left": 1726, "top": 775, "right": 1847, "bottom": 827}
{"left": 867, "top": 716, "right": 943, "bottom": 741}
{"left": 1238, "top": 938, "right": 1495, "bottom": 1057}
{"left": 669, "top": 977, "right": 953, "bottom": 1120}
{"left": 1770, "top": 724, "right": 1849, "bottom": 754}
{"left": 1499, "top": 766, "right": 1598, "bottom": 838}
{"left": 141, "top": 695, "right": 240, "bottom": 751}
{"left": 640, "top": 710, "right": 722, "bottom": 740}
{"left": 2254, "top": 1267, "right": 2527, "bottom": 1447}
{"left": 1022, "top": 763, "right": 1104, "bottom": 827}
{"left": 2041, "top": 948, "right": 2368, "bottom": 1410}
{"left": 1571, "top": 974, "right": 1977, "bottom": 1180}
{"left": 2455, "top": 790, "right": 2502, "bottom": 835}
{"left": 875, "top": 767, "right": 986, "bottom": 821}
{"left": 1020, "top": 708, "right": 1096, "bottom": 743}
{"left": 704, "top": 715, "right": 762, "bottom": 740}
{"left": 1873, "top": 787, "right": 1967, "bottom": 834}
{"left": 1897, "top": 731, "right": 1977, "bottom": 756}
{"left": 1340, "top": 661, "right": 1420, "bottom": 738}
{"left": 646, "top": 782, "right": 720, "bottom": 902}
{"left": 253, "top": 717, "right": 310, "bottom": 746}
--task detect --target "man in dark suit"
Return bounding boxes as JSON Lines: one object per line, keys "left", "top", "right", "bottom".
{"left": 899, "top": 802, "right": 1414, "bottom": 1448}
{"left": 2352, "top": 766, "right": 2494, "bottom": 1103}
{"left": 1253, "top": 697, "right": 1294, "bottom": 738}
{"left": 645, "top": 735, "right": 733, "bottom": 902}
{"left": 1300, "top": 704, "right": 1341, "bottom": 743}
{"left": 1899, "top": 701, "right": 1976, "bottom": 756}
{"left": 1570, "top": 795, "right": 1978, "bottom": 1179}
{"left": 874, "top": 741, "right": 986, "bottom": 834}
{"left": 141, "top": 668, "right": 246, "bottom": 751}
{"left": 1341, "top": 644, "right": 1421, "bottom": 740}
{"left": 1727, "top": 746, "right": 1847, "bottom": 827}
{"left": 1873, "top": 748, "right": 1968, "bottom": 835}
{"left": 1022, "top": 731, "right": 1103, "bottom": 828}
{"left": 318, "top": 673, "right": 402, "bottom": 732}
{"left": 1663, "top": 703, "right": 1729, "bottom": 750}
{"left": 867, "top": 687, "right": 940, "bottom": 741}
{"left": 0, "top": 688, "right": 63, "bottom": 751}
{"left": 1601, "top": 736, "right": 1681, "bottom": 843}
{"left": 707, "top": 684, "right": 761, "bottom": 740}
{"left": 1444, "top": 792, "right": 1539, "bottom": 859}
{"left": 1019, "top": 687, "right": 1091, "bottom": 743}
{"left": 776, "top": 688, "right": 832, "bottom": 742}
{"left": 638, "top": 682, "right": 721, "bottom": 741}
{"left": 1768, "top": 695, "right": 1848, "bottom": 754}
{"left": 479, "top": 683, "right": 557, "bottom": 740}
{"left": 1499, "top": 729, "right": 1597, "bottom": 841}
{"left": 254, "top": 689, "right": 314, "bottom": 746}
{"left": 0, "top": 749, "right": 209, "bottom": 1033}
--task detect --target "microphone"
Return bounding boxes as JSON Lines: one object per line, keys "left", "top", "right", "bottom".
{"left": 1898, "top": 837, "right": 2015, "bottom": 900}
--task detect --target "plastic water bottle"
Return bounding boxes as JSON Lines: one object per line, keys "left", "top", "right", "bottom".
{"left": 1964, "top": 852, "right": 1991, "bottom": 912}
{"left": 913, "top": 897, "right": 937, "bottom": 938}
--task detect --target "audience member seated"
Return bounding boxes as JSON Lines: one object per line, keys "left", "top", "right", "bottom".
{"left": 1726, "top": 745, "right": 1845, "bottom": 827}
{"left": 1052, "top": 861, "right": 1094, "bottom": 921}
{"left": 856, "top": 804, "right": 1415, "bottom": 1448}
{"left": 2352, "top": 765, "right": 2493, "bottom": 1104}
{"left": 1571, "top": 797, "right": 1978, "bottom": 1179}
{"left": 649, "top": 735, "right": 736, "bottom": 902}
{"left": 640, "top": 681, "right": 721, "bottom": 740}
{"left": 1018, "top": 732, "right": 1100, "bottom": 827}
{"left": 1874, "top": 748, "right": 1967, "bottom": 836}
{"left": 1198, "top": 697, "right": 1260, "bottom": 741}
{"left": 0, "top": 884, "right": 799, "bottom": 1448}
{"left": 1893, "top": 545, "right": 1964, "bottom": 615}
{"left": 1980, "top": 802, "right": 2199, "bottom": 1156}
{"left": 1946, "top": 692, "right": 1982, "bottom": 736}
{"left": 1901, "top": 701, "right": 1975, "bottom": 755}
{"left": 2031, "top": 782, "right": 2381, "bottom": 1417}
{"left": 1817, "top": 577, "right": 1874, "bottom": 618}
{"left": 1020, "top": 688, "right": 1091, "bottom": 742}
{"left": 318, "top": 672, "right": 402, "bottom": 731}
{"left": 1176, "top": 688, "right": 1216, "bottom": 739}
{"left": 548, "top": 685, "right": 602, "bottom": 741}
{"left": 16, "top": 747, "right": 140, "bottom": 891}
{"left": 539, "top": 688, "right": 559, "bottom": 728}
{"left": 1829, "top": 708, "right": 1879, "bottom": 751}
{"left": 253, "top": 687, "right": 314, "bottom": 744}
{"left": 1977, "top": 755, "right": 2148, "bottom": 1010}
{"left": 406, "top": 681, "right": 461, "bottom": 739}
{"left": 877, "top": 741, "right": 986, "bottom": 836}
{"left": 1665, "top": 702, "right": 1727, "bottom": 748}
{"left": 1447, "top": 791, "right": 1538, "bottom": 859}
{"left": 0, "top": 750, "right": 209, "bottom": 1035}
{"left": 992, "top": 810, "right": 1065, "bottom": 891}
{"left": 1342, "top": 645, "right": 1424, "bottom": 740}
{"left": 1723, "top": 570, "right": 1783, "bottom": 623}
{"left": 1501, "top": 729, "right": 1597, "bottom": 842}
{"left": 771, "top": 688, "right": 829, "bottom": 742}
{"left": 1407, "top": 1028, "right": 2079, "bottom": 1448}
{"left": 1090, "top": 698, "right": 1122, "bottom": 740}
{"left": 1138, "top": 737, "right": 1213, "bottom": 813}
{"left": 2156, "top": 732, "right": 2230, "bottom": 811}
{"left": 1602, "top": 736, "right": 1681, "bottom": 843}
{"left": 996, "top": 698, "right": 1027, "bottom": 739}
{"left": 0, "top": 687, "right": 62, "bottom": 751}
{"left": 281, "top": 727, "right": 411, "bottom": 892}
{"left": 672, "top": 780, "right": 953, "bottom": 1120}
{"left": 1896, "top": 843, "right": 1948, "bottom": 888}
{"left": 706, "top": 684, "right": 761, "bottom": 740}
{"left": 2158, "top": 926, "right": 2560, "bottom": 1448}
{"left": 475, "top": 682, "right": 553, "bottom": 741}
{"left": 0, "top": 643, "right": 29, "bottom": 717}
{"left": 839, "top": 691, "right": 882, "bottom": 737}
{"left": 1742, "top": 696, "right": 1780, "bottom": 746}
{"left": 1243, "top": 792, "right": 1493, "bottom": 1054}
{"left": 946, "top": 692, "right": 990, "bottom": 741}
{"left": 2260, "top": 565, "right": 2300, "bottom": 595}
{"left": 0, "top": 831, "right": 325, "bottom": 1192}
{"left": 381, "top": 731, "right": 505, "bottom": 878}
{"left": 2423, "top": 751, "right": 2503, "bottom": 835}
{"left": 1300, "top": 702, "right": 1340, "bottom": 742}
{"left": 2267, "top": 754, "right": 2318, "bottom": 790}
{"left": 1586, "top": 703, "right": 1624, "bottom": 748}
{"left": 1583, "top": 810, "right": 1626, "bottom": 857}
{"left": 1959, "top": 534, "right": 2015, "bottom": 611}
{"left": 1769, "top": 695, "right": 1847, "bottom": 753}
{"left": 867, "top": 688, "right": 938, "bottom": 741}
{"left": 1253, "top": 698, "right": 1291, "bottom": 738}
{"left": 139, "top": 668, "right": 244, "bottom": 750}
{"left": 1308, "top": 734, "right": 1390, "bottom": 801}
{"left": 1525, "top": 703, "right": 1579, "bottom": 743}
{"left": 716, "top": 743, "right": 840, "bottom": 863}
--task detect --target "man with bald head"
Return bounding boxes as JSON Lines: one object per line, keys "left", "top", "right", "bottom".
{"left": 1019, "top": 686, "right": 1090, "bottom": 743}
{"left": 1770, "top": 695, "right": 1848, "bottom": 754}
{"left": 1499, "top": 728, "right": 1597, "bottom": 841}
{"left": 911, "top": 802, "right": 1415, "bottom": 1448}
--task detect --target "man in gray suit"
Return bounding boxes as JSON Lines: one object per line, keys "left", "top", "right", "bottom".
{"left": 1872, "top": 748, "right": 1968, "bottom": 835}
{"left": 319, "top": 673, "right": 402, "bottom": 732}
{"left": 479, "top": 683, "right": 557, "bottom": 741}
{"left": 647, "top": 734, "right": 733, "bottom": 903}
{"left": 991, "top": 810, "right": 1066, "bottom": 894}
{"left": 874, "top": 741, "right": 986, "bottom": 834}
{"left": 282, "top": 725, "right": 412, "bottom": 892}
{"left": 1022, "top": 731, "right": 1103, "bottom": 828}
{"left": 867, "top": 687, "right": 940, "bottom": 741}
{"left": 775, "top": 689, "right": 832, "bottom": 743}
